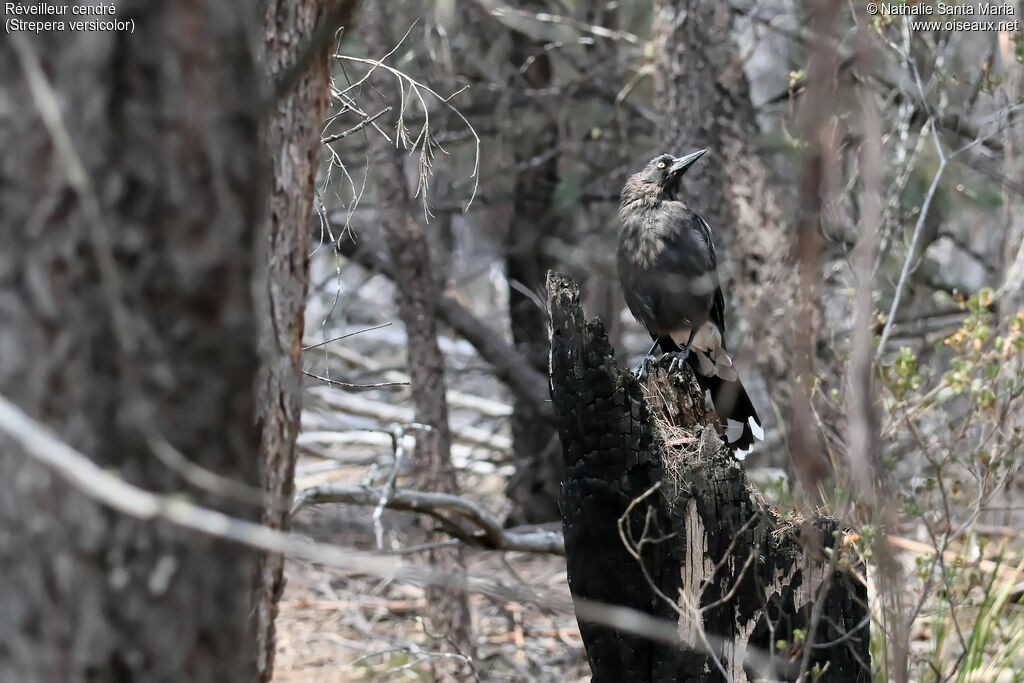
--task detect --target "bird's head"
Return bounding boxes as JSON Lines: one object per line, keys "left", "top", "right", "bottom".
{"left": 625, "top": 149, "right": 706, "bottom": 200}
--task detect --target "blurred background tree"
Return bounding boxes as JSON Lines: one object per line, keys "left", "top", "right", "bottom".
{"left": 1, "top": 2, "right": 263, "bottom": 680}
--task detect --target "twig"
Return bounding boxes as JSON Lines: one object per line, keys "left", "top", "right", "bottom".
{"left": 484, "top": 3, "right": 641, "bottom": 44}
{"left": 322, "top": 106, "right": 393, "bottom": 143}
{"left": 146, "top": 430, "right": 268, "bottom": 507}
{"left": 877, "top": 19, "right": 992, "bottom": 359}
{"left": 875, "top": 121, "right": 946, "bottom": 360}
{"left": 373, "top": 423, "right": 430, "bottom": 548}
{"left": 0, "top": 392, "right": 399, "bottom": 574}
{"left": 333, "top": 41, "right": 481, "bottom": 211}
{"left": 292, "top": 484, "right": 565, "bottom": 555}
{"left": 304, "top": 386, "right": 513, "bottom": 452}
{"left": 306, "top": 342, "right": 513, "bottom": 418}
{"left": 303, "top": 370, "right": 408, "bottom": 391}
{"left": 616, "top": 486, "right": 730, "bottom": 677}
{"left": 295, "top": 431, "right": 509, "bottom": 472}
{"left": 302, "top": 322, "right": 393, "bottom": 350}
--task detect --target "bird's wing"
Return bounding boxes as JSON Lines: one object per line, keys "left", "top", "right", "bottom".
{"left": 692, "top": 214, "right": 717, "bottom": 269}
{"left": 655, "top": 204, "right": 718, "bottom": 276}
{"left": 711, "top": 286, "right": 727, "bottom": 346}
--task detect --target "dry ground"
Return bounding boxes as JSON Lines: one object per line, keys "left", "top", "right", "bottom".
{"left": 272, "top": 454, "right": 589, "bottom": 682}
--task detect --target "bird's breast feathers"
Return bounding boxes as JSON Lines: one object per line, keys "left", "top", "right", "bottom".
{"left": 618, "top": 199, "right": 707, "bottom": 269}
{"left": 618, "top": 209, "right": 675, "bottom": 269}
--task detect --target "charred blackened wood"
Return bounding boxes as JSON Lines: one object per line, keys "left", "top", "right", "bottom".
{"left": 546, "top": 271, "right": 869, "bottom": 682}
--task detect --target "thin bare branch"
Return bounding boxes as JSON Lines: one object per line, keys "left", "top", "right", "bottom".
{"left": 875, "top": 120, "right": 947, "bottom": 360}
{"left": 305, "top": 385, "right": 513, "bottom": 453}
{"left": 292, "top": 484, "right": 565, "bottom": 555}
{"left": 322, "top": 106, "right": 393, "bottom": 143}
{"left": 301, "top": 322, "right": 393, "bottom": 350}
{"left": 303, "top": 370, "right": 408, "bottom": 391}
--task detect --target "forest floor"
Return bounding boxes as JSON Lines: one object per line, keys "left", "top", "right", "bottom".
{"left": 271, "top": 455, "right": 589, "bottom": 682}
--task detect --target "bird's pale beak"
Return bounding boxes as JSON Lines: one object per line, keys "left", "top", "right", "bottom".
{"left": 668, "top": 149, "right": 706, "bottom": 175}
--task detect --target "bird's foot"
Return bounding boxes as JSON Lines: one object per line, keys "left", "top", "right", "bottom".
{"left": 634, "top": 354, "right": 656, "bottom": 379}
{"left": 668, "top": 349, "right": 690, "bottom": 374}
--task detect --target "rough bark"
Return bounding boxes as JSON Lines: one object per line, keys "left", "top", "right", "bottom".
{"left": 364, "top": 7, "right": 475, "bottom": 678}
{"left": 548, "top": 271, "right": 869, "bottom": 682}
{"left": 0, "top": 3, "right": 262, "bottom": 680}
{"left": 651, "top": 0, "right": 834, "bottom": 491}
{"left": 252, "top": 1, "right": 359, "bottom": 680}
{"left": 503, "top": 20, "right": 564, "bottom": 526}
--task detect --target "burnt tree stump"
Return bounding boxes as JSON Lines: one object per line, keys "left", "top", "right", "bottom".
{"left": 546, "top": 272, "right": 869, "bottom": 682}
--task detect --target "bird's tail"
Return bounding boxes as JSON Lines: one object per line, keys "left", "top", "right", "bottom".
{"left": 657, "top": 337, "right": 763, "bottom": 451}
{"left": 692, "top": 371, "right": 762, "bottom": 452}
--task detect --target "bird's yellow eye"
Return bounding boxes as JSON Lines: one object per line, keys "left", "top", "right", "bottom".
{"left": 657, "top": 161, "right": 667, "bottom": 169}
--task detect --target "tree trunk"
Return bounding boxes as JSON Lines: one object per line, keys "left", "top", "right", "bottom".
{"left": 503, "top": 20, "right": 563, "bottom": 526}
{"left": 364, "top": 8, "right": 475, "bottom": 678}
{"left": 252, "top": 1, "right": 358, "bottom": 680}
{"left": 0, "top": 3, "right": 263, "bottom": 680}
{"left": 651, "top": 0, "right": 834, "bottom": 491}
{"left": 547, "top": 271, "right": 869, "bottom": 682}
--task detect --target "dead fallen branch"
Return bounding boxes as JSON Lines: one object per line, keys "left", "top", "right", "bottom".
{"left": 292, "top": 484, "right": 565, "bottom": 555}
{"left": 304, "top": 386, "right": 512, "bottom": 453}
{"left": 296, "top": 431, "right": 511, "bottom": 472}
{"left": 304, "top": 339, "right": 513, "bottom": 418}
